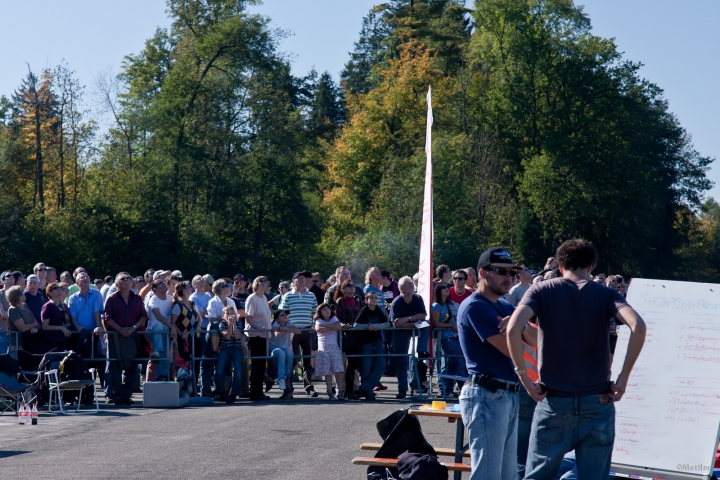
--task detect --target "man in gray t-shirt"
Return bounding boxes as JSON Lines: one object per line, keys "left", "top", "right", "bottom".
{"left": 506, "top": 239, "right": 646, "bottom": 480}
{"left": 506, "top": 265, "right": 531, "bottom": 307}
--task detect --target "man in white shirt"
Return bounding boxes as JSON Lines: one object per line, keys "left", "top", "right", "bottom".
{"left": 146, "top": 278, "right": 176, "bottom": 382}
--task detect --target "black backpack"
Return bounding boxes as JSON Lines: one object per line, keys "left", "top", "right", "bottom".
{"left": 397, "top": 451, "right": 448, "bottom": 480}
{"left": 59, "top": 351, "right": 92, "bottom": 382}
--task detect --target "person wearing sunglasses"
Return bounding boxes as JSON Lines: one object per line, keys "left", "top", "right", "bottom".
{"left": 103, "top": 272, "right": 148, "bottom": 405}
{"left": 33, "top": 262, "right": 48, "bottom": 290}
{"left": 456, "top": 247, "right": 524, "bottom": 480}
{"left": 41, "top": 281, "right": 73, "bottom": 353}
{"left": 450, "top": 270, "right": 473, "bottom": 304}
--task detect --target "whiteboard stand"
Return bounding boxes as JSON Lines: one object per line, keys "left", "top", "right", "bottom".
{"left": 610, "top": 279, "right": 720, "bottom": 480}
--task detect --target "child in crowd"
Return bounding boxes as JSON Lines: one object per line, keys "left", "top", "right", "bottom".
{"left": 270, "top": 309, "right": 300, "bottom": 395}
{"left": 314, "top": 303, "right": 344, "bottom": 400}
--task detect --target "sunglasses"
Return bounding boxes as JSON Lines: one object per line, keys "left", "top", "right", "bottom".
{"left": 258, "top": 279, "right": 268, "bottom": 283}
{"left": 312, "top": 279, "right": 320, "bottom": 284}
{"left": 484, "top": 267, "right": 518, "bottom": 278}
{"left": 119, "top": 276, "right": 132, "bottom": 282}
{"left": 37, "top": 268, "right": 47, "bottom": 272}
{"left": 453, "top": 277, "right": 467, "bottom": 281}
{"left": 346, "top": 284, "right": 355, "bottom": 288}
{"left": 137, "top": 279, "right": 146, "bottom": 284}
{"left": 441, "top": 286, "right": 450, "bottom": 290}
{"left": 49, "top": 286, "right": 61, "bottom": 292}
{"left": 153, "top": 280, "right": 166, "bottom": 286}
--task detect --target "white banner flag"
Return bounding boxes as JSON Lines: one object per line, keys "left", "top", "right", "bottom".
{"left": 417, "top": 86, "right": 434, "bottom": 316}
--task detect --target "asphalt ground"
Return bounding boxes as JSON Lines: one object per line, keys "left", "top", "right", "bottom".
{"left": 0, "top": 375, "right": 469, "bottom": 480}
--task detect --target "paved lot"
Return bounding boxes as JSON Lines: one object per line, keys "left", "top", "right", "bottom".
{"left": 0, "top": 376, "right": 469, "bottom": 479}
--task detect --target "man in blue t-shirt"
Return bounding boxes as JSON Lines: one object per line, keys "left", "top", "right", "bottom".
{"left": 457, "top": 247, "right": 526, "bottom": 480}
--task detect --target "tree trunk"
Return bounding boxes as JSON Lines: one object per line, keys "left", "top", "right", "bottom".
{"left": 34, "top": 88, "right": 44, "bottom": 214}
{"left": 253, "top": 202, "right": 264, "bottom": 274}
{"left": 58, "top": 112, "right": 65, "bottom": 208}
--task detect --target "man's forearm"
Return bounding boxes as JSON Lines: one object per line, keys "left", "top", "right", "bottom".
{"left": 620, "top": 328, "right": 646, "bottom": 379}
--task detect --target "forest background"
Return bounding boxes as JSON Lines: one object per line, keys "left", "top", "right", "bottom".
{"left": 1, "top": 0, "right": 718, "bottom": 282}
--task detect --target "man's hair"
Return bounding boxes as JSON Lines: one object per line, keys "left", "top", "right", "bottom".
{"left": 33, "top": 262, "right": 45, "bottom": 273}
{"left": 222, "top": 305, "right": 235, "bottom": 316}
{"left": 46, "top": 267, "right": 56, "bottom": 274}
{"left": 335, "top": 265, "right": 348, "bottom": 276}
{"left": 312, "top": 272, "right": 321, "bottom": 278}
{"left": 398, "top": 276, "right": 414, "bottom": 291}
{"left": 104, "top": 275, "right": 113, "bottom": 283}
{"left": 464, "top": 267, "right": 476, "bottom": 277}
{"left": 76, "top": 272, "right": 90, "bottom": 282}
{"left": 380, "top": 270, "right": 392, "bottom": 280}
{"left": 556, "top": 239, "right": 597, "bottom": 271}
{"left": 73, "top": 267, "right": 86, "bottom": 279}
{"left": 435, "top": 264, "right": 450, "bottom": 278}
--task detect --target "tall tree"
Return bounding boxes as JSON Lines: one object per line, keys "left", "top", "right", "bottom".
{"left": 13, "top": 67, "right": 56, "bottom": 215}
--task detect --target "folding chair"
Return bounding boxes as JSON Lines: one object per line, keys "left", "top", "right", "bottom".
{"left": 0, "top": 371, "right": 34, "bottom": 415}
{"left": 16, "top": 350, "right": 44, "bottom": 384}
{"left": 46, "top": 359, "right": 99, "bottom": 415}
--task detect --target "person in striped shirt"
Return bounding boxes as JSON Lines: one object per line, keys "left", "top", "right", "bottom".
{"left": 279, "top": 271, "right": 319, "bottom": 397}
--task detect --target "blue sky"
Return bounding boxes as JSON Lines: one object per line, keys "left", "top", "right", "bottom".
{"left": 2, "top": 0, "right": 718, "bottom": 198}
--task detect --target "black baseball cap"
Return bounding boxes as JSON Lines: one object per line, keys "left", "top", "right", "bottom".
{"left": 292, "top": 270, "right": 312, "bottom": 280}
{"left": 233, "top": 274, "right": 247, "bottom": 281}
{"left": 477, "top": 247, "right": 522, "bottom": 271}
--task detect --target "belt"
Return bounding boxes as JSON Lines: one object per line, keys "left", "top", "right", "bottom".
{"left": 468, "top": 374, "right": 520, "bottom": 393}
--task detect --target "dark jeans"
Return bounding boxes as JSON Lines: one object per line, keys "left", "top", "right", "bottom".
{"left": 292, "top": 329, "right": 314, "bottom": 392}
{"left": 525, "top": 396, "right": 615, "bottom": 480}
{"left": 197, "top": 335, "right": 215, "bottom": 396}
{"left": 248, "top": 336, "right": 267, "bottom": 397}
{"left": 215, "top": 345, "right": 244, "bottom": 396}
{"left": 104, "top": 338, "right": 139, "bottom": 402}
{"left": 439, "top": 337, "right": 466, "bottom": 394}
{"left": 359, "top": 339, "right": 386, "bottom": 392}
{"left": 517, "top": 388, "right": 537, "bottom": 479}
{"left": 345, "top": 346, "right": 361, "bottom": 395}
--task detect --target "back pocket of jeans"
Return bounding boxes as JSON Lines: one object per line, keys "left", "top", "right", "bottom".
{"left": 534, "top": 407, "right": 567, "bottom": 445}
{"left": 586, "top": 405, "right": 615, "bottom": 446}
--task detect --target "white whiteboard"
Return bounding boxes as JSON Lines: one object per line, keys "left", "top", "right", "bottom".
{"left": 611, "top": 278, "right": 720, "bottom": 479}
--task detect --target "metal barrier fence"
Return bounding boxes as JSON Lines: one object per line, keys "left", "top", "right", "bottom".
{"left": 1, "top": 325, "right": 432, "bottom": 399}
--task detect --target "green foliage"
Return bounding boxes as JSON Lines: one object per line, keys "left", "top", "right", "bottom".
{"left": 0, "top": 0, "right": 715, "bottom": 283}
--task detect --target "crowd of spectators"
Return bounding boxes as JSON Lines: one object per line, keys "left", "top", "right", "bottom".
{"left": 0, "top": 261, "right": 629, "bottom": 405}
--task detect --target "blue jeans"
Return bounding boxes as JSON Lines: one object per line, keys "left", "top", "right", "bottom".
{"left": 0, "top": 331, "right": 8, "bottom": 354}
{"left": 271, "top": 347, "right": 293, "bottom": 380}
{"left": 459, "top": 383, "right": 519, "bottom": 480}
{"left": 359, "top": 340, "right": 386, "bottom": 392}
{"left": 439, "top": 337, "right": 466, "bottom": 394}
{"left": 517, "top": 388, "right": 537, "bottom": 479}
{"left": 148, "top": 328, "right": 169, "bottom": 379}
{"left": 215, "top": 346, "right": 244, "bottom": 396}
{"left": 392, "top": 330, "right": 411, "bottom": 392}
{"left": 525, "top": 396, "right": 615, "bottom": 480}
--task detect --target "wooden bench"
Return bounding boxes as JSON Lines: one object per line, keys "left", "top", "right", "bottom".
{"left": 352, "top": 456, "right": 471, "bottom": 473}
{"left": 360, "top": 443, "right": 471, "bottom": 459}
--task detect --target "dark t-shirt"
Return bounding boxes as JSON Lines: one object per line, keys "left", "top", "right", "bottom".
{"left": 354, "top": 306, "right": 388, "bottom": 344}
{"left": 24, "top": 291, "right": 47, "bottom": 326}
{"left": 309, "top": 284, "right": 325, "bottom": 307}
{"left": 519, "top": 277, "right": 630, "bottom": 397}
{"left": 457, "top": 292, "right": 516, "bottom": 382}
{"left": 231, "top": 293, "right": 248, "bottom": 329}
{"left": 389, "top": 294, "right": 427, "bottom": 321}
